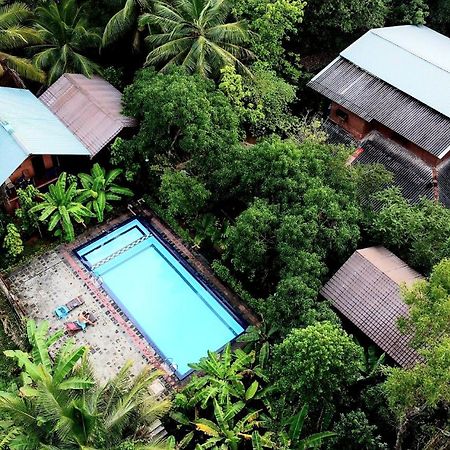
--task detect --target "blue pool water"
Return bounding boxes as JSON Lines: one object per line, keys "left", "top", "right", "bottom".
{"left": 75, "top": 218, "right": 245, "bottom": 378}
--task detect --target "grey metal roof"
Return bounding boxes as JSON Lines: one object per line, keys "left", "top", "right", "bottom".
{"left": 354, "top": 131, "right": 435, "bottom": 204}
{"left": 40, "top": 74, "right": 137, "bottom": 157}
{"left": 308, "top": 57, "right": 450, "bottom": 158}
{"left": 321, "top": 246, "right": 422, "bottom": 367}
{"left": 0, "top": 87, "right": 90, "bottom": 186}
{"left": 323, "top": 120, "right": 358, "bottom": 147}
{"left": 341, "top": 25, "right": 450, "bottom": 118}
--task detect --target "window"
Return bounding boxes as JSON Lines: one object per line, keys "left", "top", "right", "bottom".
{"left": 335, "top": 108, "right": 348, "bottom": 122}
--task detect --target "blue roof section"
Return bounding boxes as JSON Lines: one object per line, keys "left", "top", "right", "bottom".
{"left": 0, "top": 126, "right": 28, "bottom": 186}
{"left": 0, "top": 87, "right": 90, "bottom": 185}
{"left": 340, "top": 25, "right": 450, "bottom": 118}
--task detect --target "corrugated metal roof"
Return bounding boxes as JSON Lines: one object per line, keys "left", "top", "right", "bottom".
{"left": 0, "top": 87, "right": 90, "bottom": 186}
{"left": 341, "top": 25, "right": 450, "bottom": 118}
{"left": 308, "top": 57, "right": 450, "bottom": 158}
{"left": 355, "top": 131, "right": 435, "bottom": 204}
{"left": 40, "top": 74, "right": 137, "bottom": 157}
{"left": 321, "top": 246, "right": 422, "bottom": 367}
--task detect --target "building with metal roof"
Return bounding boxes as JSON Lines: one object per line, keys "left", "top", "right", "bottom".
{"left": 341, "top": 26, "right": 450, "bottom": 119}
{"left": 0, "top": 86, "right": 90, "bottom": 186}
{"left": 40, "top": 74, "right": 137, "bottom": 157}
{"left": 321, "top": 246, "right": 422, "bottom": 367}
{"left": 308, "top": 25, "right": 450, "bottom": 205}
{"left": 309, "top": 57, "right": 450, "bottom": 160}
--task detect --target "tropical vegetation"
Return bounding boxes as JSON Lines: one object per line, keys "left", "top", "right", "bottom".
{"left": 29, "top": 172, "right": 94, "bottom": 242}
{"left": 0, "top": 320, "right": 170, "bottom": 449}
{"left": 0, "top": 0, "right": 44, "bottom": 83}
{"left": 0, "top": 0, "right": 449, "bottom": 448}
{"left": 32, "top": 0, "right": 101, "bottom": 84}
{"left": 139, "top": 0, "right": 252, "bottom": 77}
{"left": 77, "top": 163, "right": 133, "bottom": 223}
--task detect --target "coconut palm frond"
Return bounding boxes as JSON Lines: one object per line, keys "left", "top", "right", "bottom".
{"left": 0, "top": 52, "right": 45, "bottom": 82}
{"left": 31, "top": 0, "right": 101, "bottom": 85}
{"left": 141, "top": 0, "right": 252, "bottom": 78}
{"left": 102, "top": 0, "right": 140, "bottom": 47}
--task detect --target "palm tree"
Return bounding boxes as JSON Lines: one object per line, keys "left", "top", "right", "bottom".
{"left": 0, "top": 320, "right": 170, "bottom": 449}
{"left": 139, "top": 0, "right": 253, "bottom": 78}
{"left": 0, "top": 0, "right": 45, "bottom": 84}
{"left": 102, "top": 0, "right": 149, "bottom": 49}
{"left": 31, "top": 0, "right": 101, "bottom": 85}
{"left": 29, "top": 172, "right": 94, "bottom": 242}
{"left": 77, "top": 163, "right": 134, "bottom": 223}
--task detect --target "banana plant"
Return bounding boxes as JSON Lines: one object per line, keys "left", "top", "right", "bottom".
{"left": 29, "top": 172, "right": 94, "bottom": 242}
{"left": 278, "top": 404, "right": 336, "bottom": 450}
{"left": 194, "top": 399, "right": 274, "bottom": 450}
{"left": 179, "top": 344, "right": 257, "bottom": 409}
{"left": 77, "top": 163, "right": 133, "bottom": 223}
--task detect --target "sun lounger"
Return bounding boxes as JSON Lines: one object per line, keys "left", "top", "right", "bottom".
{"left": 65, "top": 312, "right": 97, "bottom": 335}
{"left": 54, "top": 296, "right": 84, "bottom": 319}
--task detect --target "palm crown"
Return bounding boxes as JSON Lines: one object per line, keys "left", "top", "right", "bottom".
{"left": 102, "top": 0, "right": 149, "bottom": 49}
{"left": 0, "top": 320, "right": 170, "bottom": 449}
{"left": 140, "top": 0, "right": 253, "bottom": 77}
{"left": 0, "top": 0, "right": 45, "bottom": 83}
{"left": 32, "top": 0, "right": 101, "bottom": 84}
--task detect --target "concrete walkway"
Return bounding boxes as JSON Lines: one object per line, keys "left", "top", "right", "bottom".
{"left": 7, "top": 247, "right": 169, "bottom": 396}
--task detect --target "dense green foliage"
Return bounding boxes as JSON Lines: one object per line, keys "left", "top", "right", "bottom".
{"left": 111, "top": 68, "right": 241, "bottom": 182}
{"left": 232, "top": 0, "right": 305, "bottom": 77}
{"left": 32, "top": 0, "right": 101, "bottom": 84}
{"left": 0, "top": 0, "right": 44, "bottom": 82}
{"left": 327, "top": 410, "right": 387, "bottom": 450}
{"left": 0, "top": 320, "right": 170, "bottom": 449}
{"left": 219, "top": 64, "right": 297, "bottom": 136}
{"left": 2, "top": 223, "right": 23, "bottom": 258}
{"left": 168, "top": 342, "right": 336, "bottom": 449}
{"left": 271, "top": 322, "right": 364, "bottom": 407}
{"left": 383, "top": 260, "right": 450, "bottom": 448}
{"left": 367, "top": 188, "right": 450, "bottom": 273}
{"left": 1, "top": 0, "right": 450, "bottom": 448}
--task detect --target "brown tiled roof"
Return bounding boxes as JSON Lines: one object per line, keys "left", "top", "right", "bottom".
{"left": 40, "top": 74, "right": 137, "bottom": 157}
{"left": 321, "top": 246, "right": 422, "bottom": 367}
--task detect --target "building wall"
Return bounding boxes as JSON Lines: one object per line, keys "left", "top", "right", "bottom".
{"left": 329, "top": 102, "right": 450, "bottom": 168}
{"left": 9, "top": 155, "right": 54, "bottom": 183}
{"left": 372, "top": 122, "right": 441, "bottom": 167}
{"left": 330, "top": 103, "right": 372, "bottom": 139}
{"left": 4, "top": 155, "right": 55, "bottom": 213}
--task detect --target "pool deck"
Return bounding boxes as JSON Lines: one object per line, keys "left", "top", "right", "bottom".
{"left": 3, "top": 208, "right": 257, "bottom": 391}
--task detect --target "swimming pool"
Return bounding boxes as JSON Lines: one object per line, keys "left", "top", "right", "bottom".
{"left": 75, "top": 218, "right": 245, "bottom": 378}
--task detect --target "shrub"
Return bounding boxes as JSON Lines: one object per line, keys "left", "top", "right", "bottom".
{"left": 3, "top": 224, "right": 23, "bottom": 259}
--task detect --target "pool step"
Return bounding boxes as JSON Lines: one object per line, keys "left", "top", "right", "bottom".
{"left": 91, "top": 234, "right": 150, "bottom": 270}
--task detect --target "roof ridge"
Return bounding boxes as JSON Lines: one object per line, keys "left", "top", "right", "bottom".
{"left": 370, "top": 27, "right": 450, "bottom": 76}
